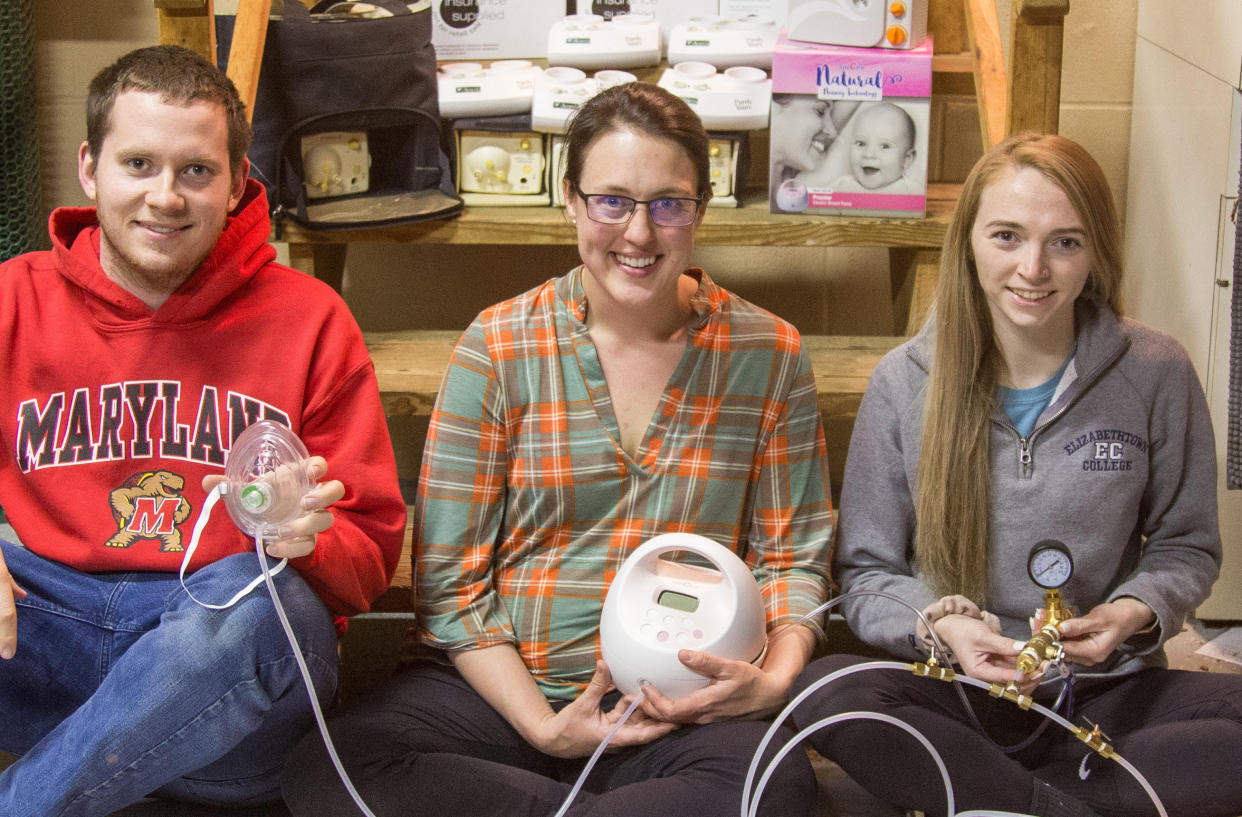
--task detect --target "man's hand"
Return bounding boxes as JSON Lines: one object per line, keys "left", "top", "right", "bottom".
{"left": 202, "top": 456, "right": 344, "bottom": 558}
{"left": 0, "top": 547, "right": 28, "bottom": 660}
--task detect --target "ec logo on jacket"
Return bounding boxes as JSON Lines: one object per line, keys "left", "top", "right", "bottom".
{"left": 1063, "top": 428, "right": 1149, "bottom": 473}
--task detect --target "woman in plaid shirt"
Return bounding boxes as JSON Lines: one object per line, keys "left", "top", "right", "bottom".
{"left": 285, "top": 83, "right": 834, "bottom": 817}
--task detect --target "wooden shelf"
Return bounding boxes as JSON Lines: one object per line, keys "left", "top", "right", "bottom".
{"left": 278, "top": 183, "right": 960, "bottom": 248}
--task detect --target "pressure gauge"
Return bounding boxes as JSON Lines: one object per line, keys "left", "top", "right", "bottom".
{"left": 1027, "top": 540, "right": 1074, "bottom": 589}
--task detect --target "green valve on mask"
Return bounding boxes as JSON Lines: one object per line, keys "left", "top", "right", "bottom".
{"left": 240, "top": 483, "right": 269, "bottom": 512}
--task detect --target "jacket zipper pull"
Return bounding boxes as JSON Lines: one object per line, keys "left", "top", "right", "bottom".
{"left": 1019, "top": 437, "right": 1033, "bottom": 478}
{"left": 272, "top": 203, "right": 285, "bottom": 241}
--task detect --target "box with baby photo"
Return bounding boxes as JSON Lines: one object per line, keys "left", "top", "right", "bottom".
{"left": 769, "top": 31, "right": 931, "bottom": 218}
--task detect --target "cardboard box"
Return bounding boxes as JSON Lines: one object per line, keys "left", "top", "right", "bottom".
{"left": 431, "top": 0, "right": 565, "bottom": 60}
{"left": 718, "top": 0, "right": 789, "bottom": 25}
{"left": 570, "top": 0, "right": 719, "bottom": 28}
{"left": 769, "top": 31, "right": 931, "bottom": 218}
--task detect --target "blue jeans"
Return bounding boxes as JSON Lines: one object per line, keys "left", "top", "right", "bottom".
{"left": 0, "top": 539, "right": 339, "bottom": 817}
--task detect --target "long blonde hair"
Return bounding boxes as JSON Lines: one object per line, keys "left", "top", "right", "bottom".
{"left": 915, "top": 132, "right": 1123, "bottom": 600}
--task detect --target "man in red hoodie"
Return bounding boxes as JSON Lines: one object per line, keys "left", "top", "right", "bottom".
{"left": 0, "top": 45, "right": 406, "bottom": 815}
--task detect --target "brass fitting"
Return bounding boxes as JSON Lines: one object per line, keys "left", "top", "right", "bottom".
{"left": 912, "top": 661, "right": 955, "bottom": 682}
{"left": 1073, "top": 720, "right": 1118, "bottom": 760}
{"left": 988, "top": 682, "right": 1034, "bottom": 710}
{"left": 1014, "top": 589, "right": 1076, "bottom": 680}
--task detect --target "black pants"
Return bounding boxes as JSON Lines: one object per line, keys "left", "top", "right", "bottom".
{"left": 791, "top": 654, "right": 1242, "bottom": 817}
{"left": 282, "top": 660, "right": 816, "bottom": 817}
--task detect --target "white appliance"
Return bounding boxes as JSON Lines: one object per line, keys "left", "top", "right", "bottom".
{"left": 301, "top": 132, "right": 370, "bottom": 200}
{"left": 531, "top": 68, "right": 636, "bottom": 135}
{"left": 546, "top": 14, "right": 662, "bottom": 71}
{"left": 457, "top": 131, "right": 547, "bottom": 205}
{"left": 657, "top": 62, "right": 772, "bottom": 131}
{"left": 599, "top": 533, "right": 767, "bottom": 699}
{"left": 437, "top": 60, "right": 541, "bottom": 119}
{"left": 1125, "top": 1, "right": 1242, "bottom": 618}
{"left": 785, "top": 0, "right": 926, "bottom": 50}
{"left": 667, "top": 16, "right": 780, "bottom": 70}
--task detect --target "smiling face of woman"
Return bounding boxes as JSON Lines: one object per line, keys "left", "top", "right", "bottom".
{"left": 565, "top": 127, "right": 702, "bottom": 321}
{"left": 771, "top": 97, "right": 835, "bottom": 173}
{"left": 970, "top": 164, "right": 1093, "bottom": 353}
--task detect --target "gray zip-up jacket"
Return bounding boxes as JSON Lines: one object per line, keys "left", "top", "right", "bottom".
{"left": 836, "top": 298, "right": 1221, "bottom": 682}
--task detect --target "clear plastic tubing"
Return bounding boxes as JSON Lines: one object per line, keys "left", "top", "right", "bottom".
{"left": 254, "top": 533, "right": 380, "bottom": 817}
{"left": 742, "top": 659, "right": 1168, "bottom": 817}
{"left": 747, "top": 709, "right": 953, "bottom": 817}
{"left": 551, "top": 690, "right": 647, "bottom": 817}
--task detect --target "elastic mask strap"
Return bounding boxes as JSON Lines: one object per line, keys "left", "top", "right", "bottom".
{"left": 179, "top": 483, "right": 288, "bottom": 610}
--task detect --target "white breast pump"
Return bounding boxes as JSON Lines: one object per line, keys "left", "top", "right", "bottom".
{"left": 599, "top": 532, "right": 768, "bottom": 700}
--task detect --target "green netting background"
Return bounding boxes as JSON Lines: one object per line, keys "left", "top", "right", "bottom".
{"left": 0, "top": 0, "right": 44, "bottom": 262}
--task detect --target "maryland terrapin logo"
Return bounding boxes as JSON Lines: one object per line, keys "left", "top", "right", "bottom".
{"left": 104, "top": 470, "right": 193, "bottom": 552}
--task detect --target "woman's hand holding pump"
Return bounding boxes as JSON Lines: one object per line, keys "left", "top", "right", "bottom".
{"left": 452, "top": 645, "right": 675, "bottom": 760}
{"left": 637, "top": 623, "right": 816, "bottom": 725}
{"left": 533, "top": 661, "right": 676, "bottom": 758}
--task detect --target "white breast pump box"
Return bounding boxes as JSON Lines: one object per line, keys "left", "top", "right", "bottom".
{"left": 547, "top": 13, "right": 662, "bottom": 70}
{"left": 570, "top": 0, "right": 719, "bottom": 27}
{"left": 658, "top": 62, "right": 772, "bottom": 131}
{"left": 431, "top": 0, "right": 565, "bottom": 60}
{"left": 719, "top": 0, "right": 789, "bottom": 25}
{"left": 599, "top": 532, "right": 767, "bottom": 700}
{"left": 667, "top": 16, "right": 781, "bottom": 71}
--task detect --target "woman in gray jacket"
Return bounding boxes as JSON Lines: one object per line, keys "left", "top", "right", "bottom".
{"left": 789, "top": 133, "right": 1242, "bottom": 817}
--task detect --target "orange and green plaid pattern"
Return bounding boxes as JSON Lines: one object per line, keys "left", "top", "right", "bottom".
{"left": 415, "top": 268, "right": 833, "bottom": 700}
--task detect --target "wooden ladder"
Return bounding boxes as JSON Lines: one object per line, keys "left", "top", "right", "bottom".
{"left": 153, "top": 0, "right": 276, "bottom": 122}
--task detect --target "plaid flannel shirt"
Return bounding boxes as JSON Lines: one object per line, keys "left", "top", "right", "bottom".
{"left": 414, "top": 267, "right": 833, "bottom": 700}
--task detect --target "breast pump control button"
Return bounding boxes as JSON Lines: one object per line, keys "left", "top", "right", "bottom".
{"left": 693, "top": 629, "right": 704, "bottom": 640}
{"left": 886, "top": 25, "right": 908, "bottom": 45}
{"left": 646, "top": 608, "right": 658, "bottom": 619}
{"left": 682, "top": 617, "right": 695, "bottom": 628}
{"left": 657, "top": 631, "right": 670, "bottom": 642}
{"left": 663, "top": 615, "right": 675, "bottom": 626}
{"left": 640, "top": 623, "right": 653, "bottom": 636}
{"left": 890, "top": 2, "right": 907, "bottom": 18}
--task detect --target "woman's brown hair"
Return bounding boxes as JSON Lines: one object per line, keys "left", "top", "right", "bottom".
{"left": 915, "top": 132, "right": 1123, "bottom": 600}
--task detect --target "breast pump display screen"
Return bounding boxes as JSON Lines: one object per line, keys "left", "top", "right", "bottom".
{"left": 657, "top": 589, "right": 700, "bottom": 613}
{"left": 600, "top": 532, "right": 767, "bottom": 699}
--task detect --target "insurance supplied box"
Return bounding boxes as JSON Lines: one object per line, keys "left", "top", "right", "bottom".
{"left": 431, "top": 1, "right": 564, "bottom": 60}
{"left": 768, "top": 31, "right": 932, "bottom": 218}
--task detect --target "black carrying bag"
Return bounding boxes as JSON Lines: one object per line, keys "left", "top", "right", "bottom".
{"left": 217, "top": 0, "right": 461, "bottom": 233}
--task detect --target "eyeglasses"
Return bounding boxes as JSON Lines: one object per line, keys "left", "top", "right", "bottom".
{"left": 574, "top": 189, "right": 701, "bottom": 227}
